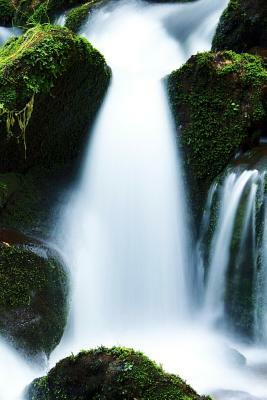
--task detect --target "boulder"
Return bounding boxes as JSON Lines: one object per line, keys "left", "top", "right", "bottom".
{"left": 0, "top": 24, "right": 110, "bottom": 172}
{"left": 212, "top": 0, "right": 267, "bottom": 53}
{"left": 27, "top": 346, "right": 211, "bottom": 399}
{"left": 0, "top": 232, "right": 68, "bottom": 357}
{"left": 168, "top": 51, "right": 267, "bottom": 194}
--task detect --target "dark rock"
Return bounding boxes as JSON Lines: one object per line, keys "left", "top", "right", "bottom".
{"left": 27, "top": 346, "right": 212, "bottom": 400}
{"left": 0, "top": 236, "right": 68, "bottom": 357}
{"left": 212, "top": 0, "right": 267, "bottom": 53}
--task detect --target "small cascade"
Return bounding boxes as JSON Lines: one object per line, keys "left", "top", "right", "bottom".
{"left": 201, "top": 167, "right": 267, "bottom": 341}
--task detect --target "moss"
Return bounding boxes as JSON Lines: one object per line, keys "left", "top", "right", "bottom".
{"left": 65, "top": 0, "right": 105, "bottom": 33}
{"left": 0, "top": 240, "right": 68, "bottom": 356}
{"left": 13, "top": 0, "right": 92, "bottom": 27}
{"left": 0, "top": 24, "right": 111, "bottom": 172}
{"left": 212, "top": 0, "right": 267, "bottom": 53}
{"left": 28, "top": 346, "right": 211, "bottom": 400}
{"left": 168, "top": 51, "right": 267, "bottom": 191}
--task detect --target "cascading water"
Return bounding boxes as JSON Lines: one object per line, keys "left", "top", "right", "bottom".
{"left": 199, "top": 161, "right": 267, "bottom": 343}
{"left": 203, "top": 170, "right": 260, "bottom": 326}
{"left": 55, "top": 0, "right": 228, "bottom": 354}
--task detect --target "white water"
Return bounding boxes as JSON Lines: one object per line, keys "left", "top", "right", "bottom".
{"left": 204, "top": 170, "right": 259, "bottom": 324}
{"left": 0, "top": 26, "right": 21, "bottom": 46}
{"left": 0, "top": 339, "right": 40, "bottom": 400}
{"left": 55, "top": 0, "right": 227, "bottom": 350}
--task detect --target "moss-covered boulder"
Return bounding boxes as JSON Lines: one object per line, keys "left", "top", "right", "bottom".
{"left": 212, "top": 0, "right": 267, "bottom": 53}
{"left": 27, "top": 347, "right": 210, "bottom": 400}
{"left": 65, "top": 0, "right": 105, "bottom": 33}
{"left": 168, "top": 51, "right": 267, "bottom": 195}
{"left": 0, "top": 24, "right": 110, "bottom": 172}
{"left": 0, "top": 233, "right": 68, "bottom": 357}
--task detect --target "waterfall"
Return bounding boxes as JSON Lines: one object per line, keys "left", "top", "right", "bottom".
{"left": 55, "top": 0, "right": 227, "bottom": 355}
{"left": 201, "top": 167, "right": 267, "bottom": 342}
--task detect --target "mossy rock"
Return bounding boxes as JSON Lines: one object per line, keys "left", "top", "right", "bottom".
{"left": 65, "top": 0, "right": 105, "bottom": 33}
{"left": 12, "top": 0, "right": 93, "bottom": 27}
{"left": 212, "top": 0, "right": 267, "bottom": 53}
{"left": 0, "top": 235, "right": 68, "bottom": 357}
{"left": 27, "top": 346, "right": 211, "bottom": 400}
{"left": 0, "top": 24, "right": 111, "bottom": 172}
{"left": 168, "top": 51, "right": 267, "bottom": 215}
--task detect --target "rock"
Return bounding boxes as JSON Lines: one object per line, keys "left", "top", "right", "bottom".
{"left": 212, "top": 0, "right": 267, "bottom": 53}
{"left": 65, "top": 0, "right": 106, "bottom": 33}
{"left": 168, "top": 51, "right": 267, "bottom": 210}
{"left": 27, "top": 346, "right": 211, "bottom": 400}
{"left": 0, "top": 173, "right": 22, "bottom": 209}
{"left": 0, "top": 234, "right": 68, "bottom": 357}
{"left": 0, "top": 164, "right": 77, "bottom": 239}
{"left": 0, "top": 24, "right": 111, "bottom": 172}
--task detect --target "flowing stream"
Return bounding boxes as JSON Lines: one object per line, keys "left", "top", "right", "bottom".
{"left": 4, "top": 1, "right": 267, "bottom": 399}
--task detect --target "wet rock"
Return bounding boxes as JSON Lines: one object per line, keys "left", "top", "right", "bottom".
{"left": 0, "top": 234, "right": 68, "bottom": 357}
{"left": 27, "top": 347, "right": 212, "bottom": 400}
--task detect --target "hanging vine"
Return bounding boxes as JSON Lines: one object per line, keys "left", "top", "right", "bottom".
{"left": 1, "top": 95, "right": 35, "bottom": 159}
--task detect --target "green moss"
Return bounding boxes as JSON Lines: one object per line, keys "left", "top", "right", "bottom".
{"left": 12, "top": 0, "right": 90, "bottom": 27}
{"left": 0, "top": 241, "right": 68, "bottom": 356}
{"left": 168, "top": 51, "right": 267, "bottom": 189}
{"left": 0, "top": 24, "right": 111, "bottom": 172}
{"left": 212, "top": 0, "right": 267, "bottom": 52}
{"left": 65, "top": 0, "right": 105, "bottom": 33}
{"left": 28, "top": 347, "right": 211, "bottom": 400}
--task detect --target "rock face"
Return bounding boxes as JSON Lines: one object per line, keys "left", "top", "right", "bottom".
{"left": 0, "top": 24, "right": 111, "bottom": 172}
{"left": 0, "top": 232, "right": 68, "bottom": 357}
{"left": 27, "top": 347, "right": 211, "bottom": 400}
{"left": 168, "top": 51, "right": 267, "bottom": 192}
{"left": 212, "top": 0, "right": 267, "bottom": 53}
